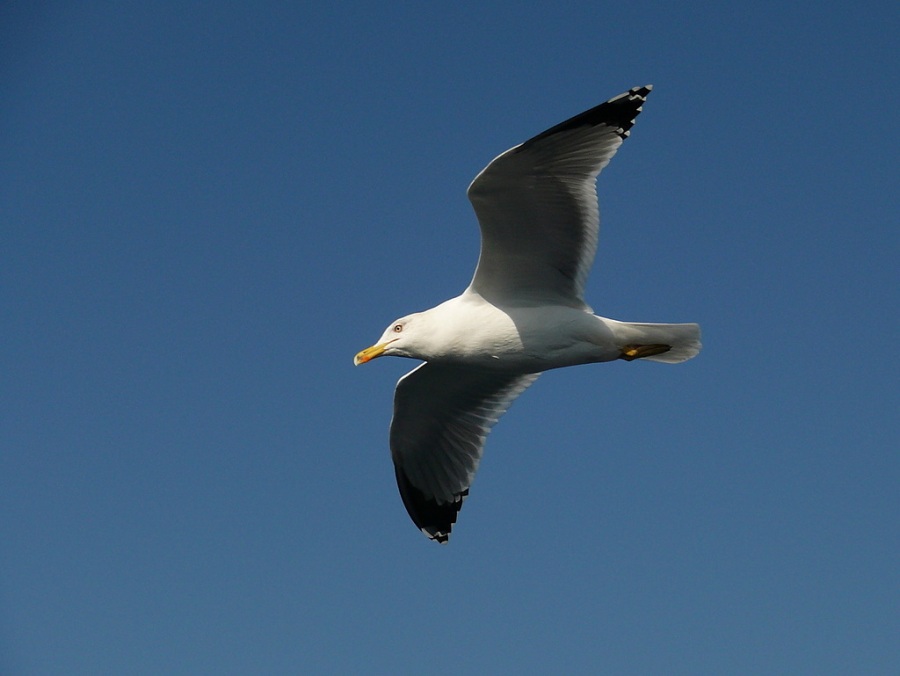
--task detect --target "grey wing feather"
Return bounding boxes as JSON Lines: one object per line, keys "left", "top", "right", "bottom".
{"left": 390, "top": 362, "right": 539, "bottom": 543}
{"left": 466, "top": 85, "right": 652, "bottom": 307}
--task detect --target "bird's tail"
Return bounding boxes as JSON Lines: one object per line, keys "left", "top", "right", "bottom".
{"left": 614, "top": 321, "right": 702, "bottom": 363}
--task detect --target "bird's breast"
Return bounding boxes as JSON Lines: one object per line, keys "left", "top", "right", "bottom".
{"left": 435, "top": 303, "right": 617, "bottom": 372}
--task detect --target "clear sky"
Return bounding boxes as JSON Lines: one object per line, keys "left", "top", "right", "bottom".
{"left": 2, "top": 2, "right": 897, "bottom": 674}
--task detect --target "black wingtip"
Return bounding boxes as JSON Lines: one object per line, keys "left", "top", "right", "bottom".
{"left": 607, "top": 85, "right": 652, "bottom": 139}
{"left": 394, "top": 466, "right": 467, "bottom": 544}
{"left": 521, "top": 84, "right": 653, "bottom": 149}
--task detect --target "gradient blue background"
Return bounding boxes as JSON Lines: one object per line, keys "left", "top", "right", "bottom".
{"left": 2, "top": 2, "right": 897, "bottom": 674}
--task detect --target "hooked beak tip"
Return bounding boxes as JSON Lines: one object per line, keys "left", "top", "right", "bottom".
{"left": 354, "top": 338, "right": 398, "bottom": 366}
{"left": 354, "top": 342, "right": 386, "bottom": 366}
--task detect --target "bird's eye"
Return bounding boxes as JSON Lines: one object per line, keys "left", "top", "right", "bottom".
{"left": 393, "top": 324, "right": 403, "bottom": 333}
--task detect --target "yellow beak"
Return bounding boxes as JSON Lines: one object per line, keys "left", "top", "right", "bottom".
{"left": 354, "top": 341, "right": 390, "bottom": 366}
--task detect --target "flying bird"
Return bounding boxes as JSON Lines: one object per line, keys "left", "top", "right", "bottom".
{"left": 355, "top": 85, "right": 701, "bottom": 543}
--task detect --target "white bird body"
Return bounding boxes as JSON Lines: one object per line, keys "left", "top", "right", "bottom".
{"left": 372, "top": 295, "right": 696, "bottom": 373}
{"left": 355, "top": 85, "right": 701, "bottom": 543}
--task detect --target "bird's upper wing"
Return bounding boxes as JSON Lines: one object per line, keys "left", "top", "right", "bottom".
{"left": 465, "top": 85, "right": 652, "bottom": 308}
{"left": 390, "top": 362, "right": 539, "bottom": 543}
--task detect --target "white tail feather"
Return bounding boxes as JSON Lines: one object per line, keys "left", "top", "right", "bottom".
{"left": 614, "top": 321, "right": 702, "bottom": 363}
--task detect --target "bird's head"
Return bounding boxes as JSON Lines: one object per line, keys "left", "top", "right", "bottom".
{"left": 354, "top": 313, "right": 422, "bottom": 365}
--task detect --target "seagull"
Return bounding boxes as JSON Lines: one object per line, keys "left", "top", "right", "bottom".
{"left": 355, "top": 85, "right": 701, "bottom": 543}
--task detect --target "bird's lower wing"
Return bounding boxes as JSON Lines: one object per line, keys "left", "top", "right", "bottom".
{"left": 390, "top": 362, "right": 539, "bottom": 543}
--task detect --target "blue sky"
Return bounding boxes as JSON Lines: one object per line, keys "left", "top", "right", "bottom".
{"left": 2, "top": 2, "right": 897, "bottom": 673}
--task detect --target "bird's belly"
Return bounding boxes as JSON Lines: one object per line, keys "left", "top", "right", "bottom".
{"left": 452, "top": 306, "right": 620, "bottom": 372}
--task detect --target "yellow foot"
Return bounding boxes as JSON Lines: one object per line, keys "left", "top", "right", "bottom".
{"left": 619, "top": 344, "right": 672, "bottom": 361}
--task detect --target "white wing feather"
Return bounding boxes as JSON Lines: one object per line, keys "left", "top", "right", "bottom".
{"left": 390, "top": 363, "right": 539, "bottom": 542}
{"left": 466, "top": 85, "right": 652, "bottom": 307}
